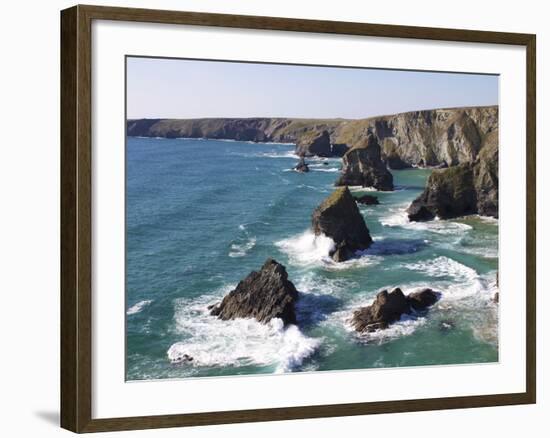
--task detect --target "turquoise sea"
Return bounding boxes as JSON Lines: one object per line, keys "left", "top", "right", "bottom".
{"left": 126, "top": 137, "right": 498, "bottom": 380}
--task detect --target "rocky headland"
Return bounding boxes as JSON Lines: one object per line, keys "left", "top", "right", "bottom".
{"left": 209, "top": 258, "right": 298, "bottom": 325}
{"left": 312, "top": 187, "right": 373, "bottom": 262}
{"left": 407, "top": 129, "right": 498, "bottom": 220}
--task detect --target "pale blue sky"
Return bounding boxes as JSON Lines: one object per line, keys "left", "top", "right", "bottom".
{"left": 127, "top": 57, "right": 498, "bottom": 120}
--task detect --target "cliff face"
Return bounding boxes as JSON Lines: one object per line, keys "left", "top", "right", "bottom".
{"left": 127, "top": 106, "right": 498, "bottom": 167}
{"left": 331, "top": 106, "right": 498, "bottom": 167}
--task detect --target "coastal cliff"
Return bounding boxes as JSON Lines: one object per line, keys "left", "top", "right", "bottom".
{"left": 407, "top": 129, "right": 499, "bottom": 220}
{"left": 127, "top": 106, "right": 498, "bottom": 166}
{"left": 128, "top": 106, "right": 498, "bottom": 219}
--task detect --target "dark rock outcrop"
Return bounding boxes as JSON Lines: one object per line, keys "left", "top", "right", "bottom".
{"left": 355, "top": 194, "right": 379, "bottom": 205}
{"left": 209, "top": 258, "right": 298, "bottom": 325}
{"left": 407, "top": 129, "right": 499, "bottom": 221}
{"left": 294, "top": 157, "right": 310, "bottom": 173}
{"left": 295, "top": 130, "right": 332, "bottom": 157}
{"left": 407, "top": 163, "right": 477, "bottom": 221}
{"left": 351, "top": 288, "right": 410, "bottom": 332}
{"left": 407, "top": 288, "right": 439, "bottom": 311}
{"left": 335, "top": 134, "right": 394, "bottom": 191}
{"left": 351, "top": 287, "right": 440, "bottom": 333}
{"left": 312, "top": 187, "right": 373, "bottom": 262}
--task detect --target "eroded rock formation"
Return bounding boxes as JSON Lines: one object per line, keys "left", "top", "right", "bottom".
{"left": 209, "top": 258, "right": 298, "bottom": 325}
{"left": 407, "top": 129, "right": 499, "bottom": 221}
{"left": 335, "top": 134, "right": 394, "bottom": 191}
{"left": 312, "top": 187, "right": 373, "bottom": 262}
{"left": 351, "top": 287, "right": 440, "bottom": 333}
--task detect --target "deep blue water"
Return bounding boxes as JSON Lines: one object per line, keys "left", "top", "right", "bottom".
{"left": 126, "top": 137, "right": 498, "bottom": 380}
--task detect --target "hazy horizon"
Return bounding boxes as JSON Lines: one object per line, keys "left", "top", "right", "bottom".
{"left": 127, "top": 57, "right": 498, "bottom": 120}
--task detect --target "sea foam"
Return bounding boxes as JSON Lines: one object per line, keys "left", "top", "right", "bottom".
{"left": 167, "top": 291, "right": 320, "bottom": 373}
{"left": 126, "top": 300, "right": 153, "bottom": 315}
{"left": 275, "top": 230, "right": 335, "bottom": 266}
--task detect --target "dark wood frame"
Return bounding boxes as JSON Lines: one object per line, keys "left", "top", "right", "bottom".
{"left": 61, "top": 4, "right": 536, "bottom": 433}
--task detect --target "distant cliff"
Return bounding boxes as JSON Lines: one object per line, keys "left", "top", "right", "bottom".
{"left": 127, "top": 105, "right": 498, "bottom": 166}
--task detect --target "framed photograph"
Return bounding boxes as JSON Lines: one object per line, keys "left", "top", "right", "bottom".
{"left": 60, "top": 4, "right": 536, "bottom": 433}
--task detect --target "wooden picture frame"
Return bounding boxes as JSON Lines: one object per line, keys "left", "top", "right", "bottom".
{"left": 60, "top": 4, "right": 536, "bottom": 433}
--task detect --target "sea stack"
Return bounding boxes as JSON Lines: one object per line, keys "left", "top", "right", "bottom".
{"left": 312, "top": 186, "right": 373, "bottom": 262}
{"left": 335, "top": 133, "right": 394, "bottom": 191}
{"left": 294, "top": 156, "right": 310, "bottom": 173}
{"left": 295, "top": 130, "right": 332, "bottom": 157}
{"left": 209, "top": 258, "right": 298, "bottom": 325}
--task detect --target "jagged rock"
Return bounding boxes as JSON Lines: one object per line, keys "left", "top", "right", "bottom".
{"left": 355, "top": 194, "right": 379, "bottom": 205}
{"left": 295, "top": 130, "right": 332, "bottom": 157}
{"left": 407, "top": 163, "right": 477, "bottom": 221}
{"left": 336, "top": 134, "right": 394, "bottom": 191}
{"left": 351, "top": 288, "right": 410, "bottom": 332}
{"left": 493, "top": 292, "right": 499, "bottom": 304}
{"left": 352, "top": 287, "right": 440, "bottom": 333}
{"left": 331, "top": 143, "right": 350, "bottom": 157}
{"left": 407, "top": 130, "right": 498, "bottom": 221}
{"left": 407, "top": 288, "right": 439, "bottom": 310}
{"left": 209, "top": 258, "right": 298, "bottom": 325}
{"left": 294, "top": 157, "right": 310, "bottom": 173}
{"left": 312, "top": 186, "right": 373, "bottom": 262}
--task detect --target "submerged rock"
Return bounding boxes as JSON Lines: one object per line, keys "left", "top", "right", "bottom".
{"left": 351, "top": 287, "right": 440, "bottom": 333}
{"left": 355, "top": 194, "right": 379, "bottom": 205}
{"left": 294, "top": 156, "right": 310, "bottom": 173}
{"left": 312, "top": 187, "right": 373, "bottom": 262}
{"left": 295, "top": 130, "right": 332, "bottom": 157}
{"left": 351, "top": 288, "right": 410, "bottom": 332}
{"left": 407, "top": 288, "right": 439, "bottom": 311}
{"left": 439, "top": 320, "right": 455, "bottom": 332}
{"left": 209, "top": 258, "right": 298, "bottom": 325}
{"left": 335, "top": 134, "right": 394, "bottom": 191}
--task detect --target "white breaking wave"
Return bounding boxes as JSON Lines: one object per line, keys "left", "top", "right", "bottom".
{"left": 275, "top": 230, "right": 335, "bottom": 266}
{"left": 257, "top": 151, "right": 298, "bottom": 159}
{"left": 228, "top": 237, "right": 256, "bottom": 257}
{"left": 311, "top": 167, "right": 340, "bottom": 173}
{"left": 126, "top": 300, "right": 153, "bottom": 315}
{"left": 276, "top": 230, "right": 382, "bottom": 270}
{"left": 380, "top": 204, "right": 473, "bottom": 235}
{"left": 403, "top": 256, "right": 478, "bottom": 284}
{"left": 167, "top": 292, "right": 320, "bottom": 373}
